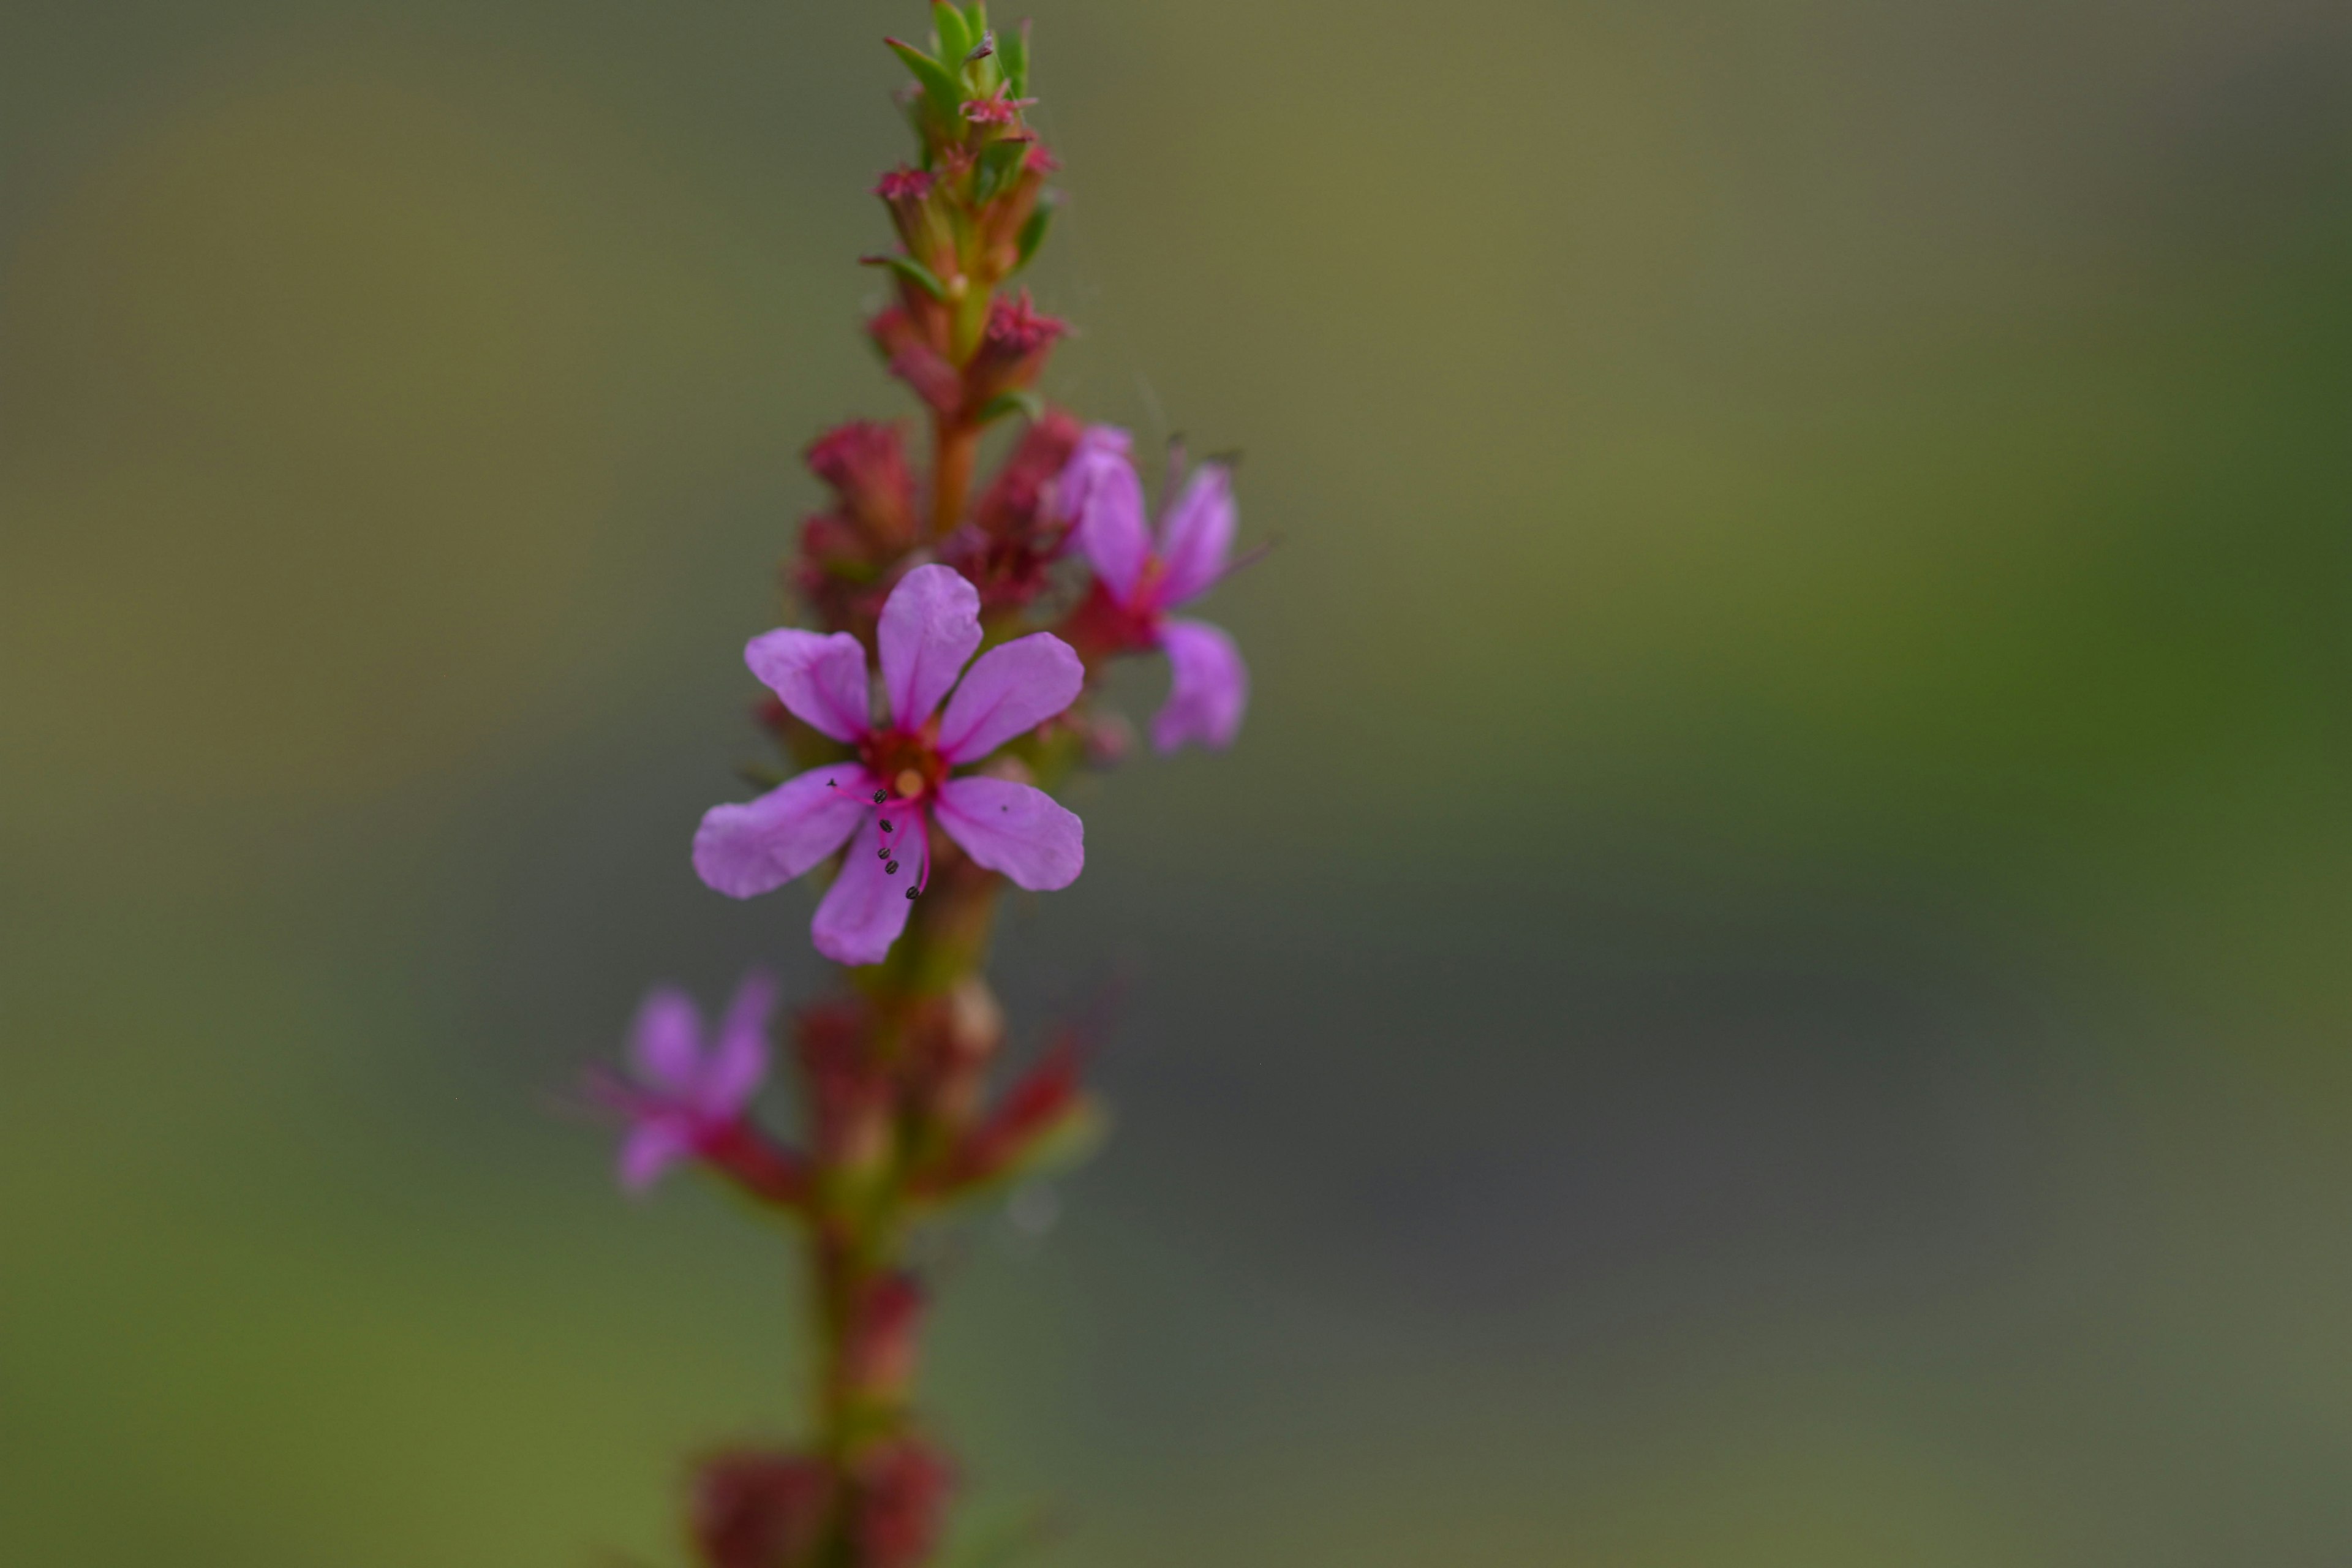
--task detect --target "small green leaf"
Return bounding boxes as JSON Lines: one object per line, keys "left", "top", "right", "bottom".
{"left": 1017, "top": 1099, "right": 1107, "bottom": 1182}
{"left": 1012, "top": 194, "right": 1056, "bottom": 271}
{"left": 963, "top": 2, "right": 990, "bottom": 43}
{"left": 885, "top": 37, "right": 962, "bottom": 124}
{"left": 977, "top": 389, "right": 1045, "bottom": 425}
{"left": 929, "top": 1, "right": 973, "bottom": 70}
{"left": 972, "top": 138, "right": 1028, "bottom": 205}
{"left": 861, "top": 252, "right": 948, "bottom": 301}
{"left": 1000, "top": 18, "right": 1030, "bottom": 99}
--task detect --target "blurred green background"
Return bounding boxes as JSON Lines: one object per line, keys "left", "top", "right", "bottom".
{"left": 4, "top": 1, "right": 2350, "bottom": 1562}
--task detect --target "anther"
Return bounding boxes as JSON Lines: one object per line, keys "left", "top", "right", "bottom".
{"left": 880, "top": 819, "right": 894, "bottom": 833}
{"left": 886, "top": 861, "right": 900, "bottom": 874}
{"left": 873, "top": 789, "right": 887, "bottom": 804}
{"left": 905, "top": 886, "right": 919, "bottom": 900}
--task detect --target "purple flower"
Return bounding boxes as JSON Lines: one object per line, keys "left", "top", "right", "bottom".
{"left": 1061, "top": 426, "right": 1250, "bottom": 752}
{"left": 592, "top": 971, "right": 776, "bottom": 1193}
{"left": 694, "top": 564, "right": 1087, "bottom": 965}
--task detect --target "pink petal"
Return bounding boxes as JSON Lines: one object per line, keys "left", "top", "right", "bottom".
{"left": 1054, "top": 424, "right": 1134, "bottom": 525}
{"left": 619, "top": 1118, "right": 692, "bottom": 1193}
{"left": 935, "top": 632, "right": 1085, "bottom": 763}
{"left": 812, "top": 811, "right": 921, "bottom": 966}
{"left": 702, "top": 970, "right": 775, "bottom": 1116}
{"left": 1074, "top": 447, "right": 1152, "bottom": 604}
{"left": 878, "top": 564, "right": 982, "bottom": 730}
{"left": 932, "top": 776, "right": 1084, "bottom": 891}
{"left": 693, "top": 765, "right": 875, "bottom": 899}
{"left": 628, "top": 989, "right": 703, "bottom": 1092}
{"left": 1152, "top": 617, "right": 1248, "bottom": 752}
{"left": 1155, "top": 463, "right": 1235, "bottom": 606}
{"left": 744, "top": 628, "right": 871, "bottom": 742}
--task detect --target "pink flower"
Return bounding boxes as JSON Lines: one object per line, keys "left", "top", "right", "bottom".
{"left": 1062, "top": 426, "right": 1250, "bottom": 752}
{"left": 694, "top": 564, "right": 1087, "bottom": 965}
{"left": 960, "top": 95, "right": 1036, "bottom": 126}
{"left": 590, "top": 971, "right": 775, "bottom": 1192}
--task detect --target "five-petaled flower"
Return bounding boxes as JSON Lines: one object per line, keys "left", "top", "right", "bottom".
{"left": 1061, "top": 426, "right": 1250, "bottom": 752}
{"left": 591, "top": 971, "right": 776, "bottom": 1192}
{"left": 695, "top": 564, "right": 1086, "bottom": 965}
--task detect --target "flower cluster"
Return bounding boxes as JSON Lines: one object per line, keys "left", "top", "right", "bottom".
{"left": 579, "top": 10, "right": 1250, "bottom": 1566}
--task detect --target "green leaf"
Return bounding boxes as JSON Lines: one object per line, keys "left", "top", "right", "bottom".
{"left": 1012, "top": 194, "right": 1056, "bottom": 272}
{"left": 861, "top": 252, "right": 948, "bottom": 301}
{"left": 885, "top": 37, "right": 962, "bottom": 124}
{"left": 1016, "top": 1098, "right": 1107, "bottom": 1183}
{"left": 929, "top": 1, "right": 973, "bottom": 71}
{"left": 972, "top": 138, "right": 1028, "bottom": 206}
{"left": 977, "top": 389, "right": 1045, "bottom": 426}
{"left": 1000, "top": 18, "right": 1030, "bottom": 99}
{"left": 963, "top": 2, "right": 990, "bottom": 43}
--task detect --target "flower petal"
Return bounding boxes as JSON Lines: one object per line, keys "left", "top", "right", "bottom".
{"left": 1073, "top": 446, "right": 1152, "bottom": 604}
{"left": 629, "top": 988, "right": 703, "bottom": 1093}
{"left": 935, "top": 632, "right": 1085, "bottom": 763}
{"left": 812, "top": 811, "right": 920, "bottom": 966}
{"left": 878, "top": 564, "right": 982, "bottom": 730}
{"left": 1152, "top": 617, "right": 1248, "bottom": 752}
{"left": 1054, "top": 424, "right": 1134, "bottom": 526}
{"left": 744, "top": 628, "right": 871, "bottom": 742}
{"left": 1155, "top": 462, "right": 1235, "bottom": 606}
{"left": 702, "top": 970, "right": 776, "bottom": 1116}
{"left": 693, "top": 765, "right": 875, "bottom": 899}
{"left": 619, "top": 1118, "right": 692, "bottom": 1193}
{"left": 933, "top": 777, "right": 1084, "bottom": 891}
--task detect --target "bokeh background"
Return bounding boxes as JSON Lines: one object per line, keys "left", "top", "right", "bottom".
{"left": 5, "top": 1, "right": 2351, "bottom": 1562}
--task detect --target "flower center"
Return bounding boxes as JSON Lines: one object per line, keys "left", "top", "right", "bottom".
{"left": 845, "top": 740, "right": 937, "bottom": 905}
{"left": 858, "top": 728, "right": 947, "bottom": 804}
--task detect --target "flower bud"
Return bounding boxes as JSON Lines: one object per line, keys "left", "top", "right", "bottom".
{"left": 690, "top": 1449, "right": 832, "bottom": 1568}
{"left": 959, "top": 291, "right": 1066, "bottom": 415}
{"left": 869, "top": 306, "right": 963, "bottom": 415}
{"left": 873, "top": 165, "right": 953, "bottom": 274}
{"left": 852, "top": 1439, "right": 955, "bottom": 1568}
{"left": 843, "top": 1272, "right": 926, "bottom": 1406}
{"left": 805, "top": 420, "right": 918, "bottom": 550}
{"left": 915, "top": 1037, "right": 1098, "bottom": 1198}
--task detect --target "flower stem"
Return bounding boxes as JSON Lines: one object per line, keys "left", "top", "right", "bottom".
{"left": 930, "top": 410, "right": 979, "bottom": 540}
{"left": 799, "top": 864, "right": 1005, "bottom": 1563}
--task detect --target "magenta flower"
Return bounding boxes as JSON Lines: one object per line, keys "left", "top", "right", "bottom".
{"left": 694, "top": 564, "right": 1086, "bottom": 965}
{"left": 1062, "top": 426, "right": 1250, "bottom": 752}
{"left": 592, "top": 971, "right": 776, "bottom": 1193}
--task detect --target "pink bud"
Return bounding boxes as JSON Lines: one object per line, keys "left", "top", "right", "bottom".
{"left": 691, "top": 1450, "right": 832, "bottom": 1568}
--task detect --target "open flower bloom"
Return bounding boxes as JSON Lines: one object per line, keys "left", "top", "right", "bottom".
{"left": 591, "top": 971, "right": 775, "bottom": 1192}
{"left": 694, "top": 564, "right": 1086, "bottom": 965}
{"left": 1062, "top": 426, "right": 1249, "bottom": 752}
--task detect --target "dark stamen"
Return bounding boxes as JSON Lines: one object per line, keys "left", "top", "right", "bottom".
{"left": 905, "top": 886, "right": 919, "bottom": 900}
{"left": 873, "top": 789, "right": 886, "bottom": 804}
{"left": 880, "top": 819, "right": 894, "bottom": 833}
{"left": 886, "top": 861, "right": 900, "bottom": 874}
